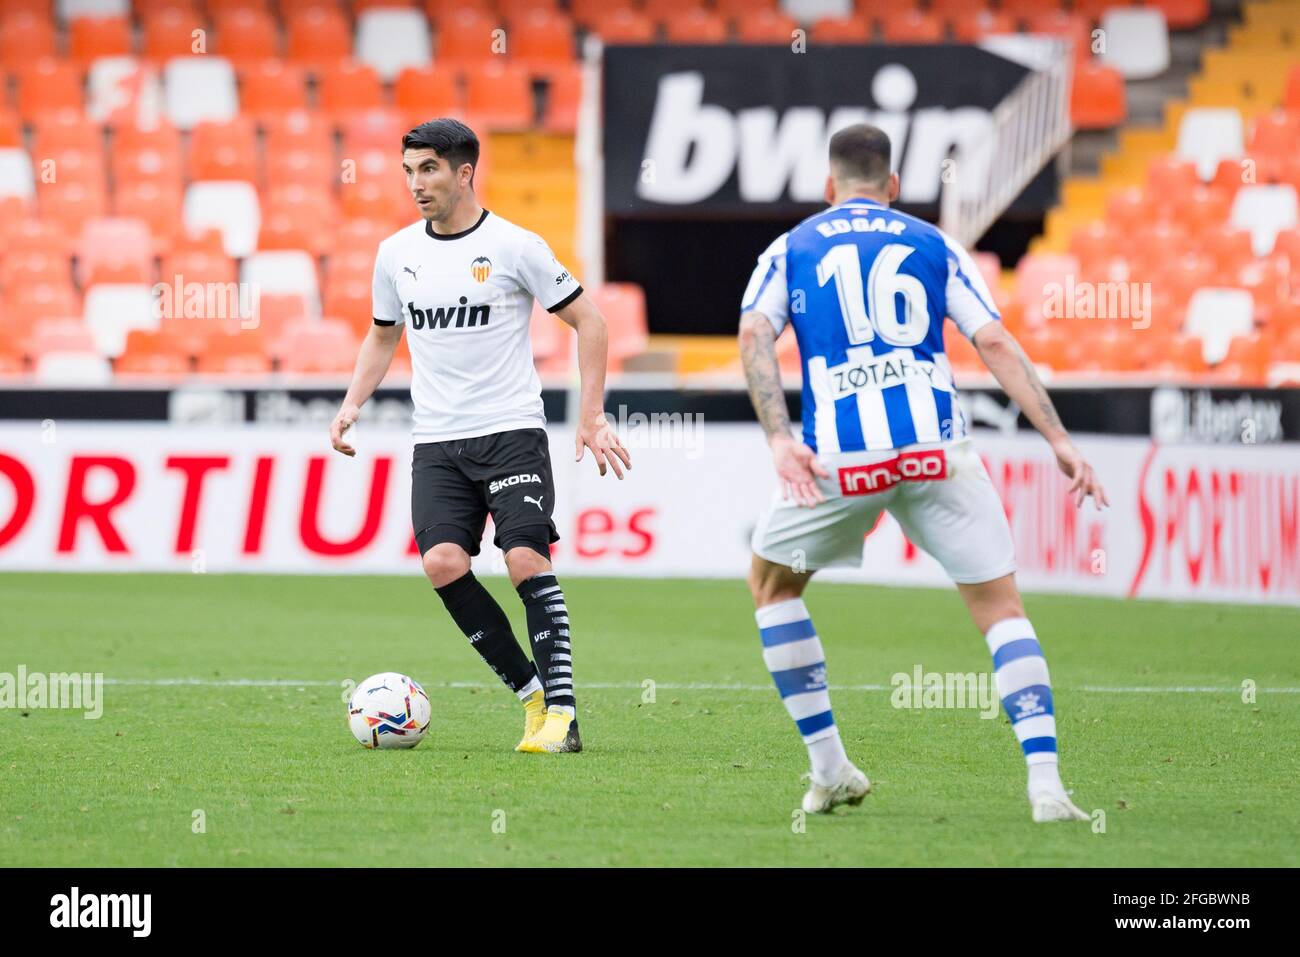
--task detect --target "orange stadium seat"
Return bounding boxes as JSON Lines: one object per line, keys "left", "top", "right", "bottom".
{"left": 213, "top": 8, "right": 282, "bottom": 64}
{"left": 286, "top": 7, "right": 352, "bottom": 68}
{"left": 136, "top": 0, "right": 203, "bottom": 15}
{"left": 353, "top": 0, "right": 415, "bottom": 9}
{"left": 161, "top": 248, "right": 238, "bottom": 287}
{"left": 329, "top": 218, "right": 391, "bottom": 257}
{"left": 589, "top": 283, "right": 648, "bottom": 370}
{"left": 543, "top": 64, "right": 581, "bottom": 133}
{"left": 264, "top": 147, "right": 336, "bottom": 193}
{"left": 662, "top": 9, "right": 729, "bottom": 44}
{"left": 141, "top": 9, "right": 205, "bottom": 62}
{"left": 263, "top": 109, "right": 335, "bottom": 155}
{"left": 1071, "top": 61, "right": 1126, "bottom": 129}
{"left": 15, "top": 60, "right": 85, "bottom": 120}
{"left": 0, "top": 11, "right": 56, "bottom": 65}
{"left": 716, "top": 0, "right": 777, "bottom": 17}
{"left": 40, "top": 179, "right": 108, "bottom": 234}
{"left": 498, "top": 0, "right": 557, "bottom": 18}
{"left": 116, "top": 327, "right": 196, "bottom": 376}
{"left": 735, "top": 8, "right": 798, "bottom": 43}
{"left": 317, "top": 62, "right": 385, "bottom": 121}
{"left": 113, "top": 180, "right": 183, "bottom": 255}
{"left": 1214, "top": 333, "right": 1269, "bottom": 384}
{"left": 465, "top": 61, "right": 534, "bottom": 129}
{"left": 279, "top": 0, "right": 342, "bottom": 13}
{"left": 8, "top": 284, "right": 80, "bottom": 335}
{"left": 322, "top": 274, "right": 371, "bottom": 325}
{"left": 254, "top": 293, "right": 312, "bottom": 336}
{"left": 67, "top": 16, "right": 133, "bottom": 65}
{"left": 509, "top": 9, "right": 576, "bottom": 72}
{"left": 2, "top": 248, "right": 72, "bottom": 291}
{"left": 950, "top": 10, "right": 1016, "bottom": 42}
{"left": 586, "top": 8, "right": 656, "bottom": 44}
{"left": 643, "top": 0, "right": 709, "bottom": 17}
{"left": 187, "top": 118, "right": 259, "bottom": 182}
{"left": 435, "top": 9, "right": 501, "bottom": 65}
{"left": 394, "top": 66, "right": 463, "bottom": 119}
{"left": 0, "top": 110, "right": 20, "bottom": 147}
{"left": 810, "top": 16, "right": 873, "bottom": 43}
{"left": 195, "top": 325, "right": 274, "bottom": 374}
{"left": 238, "top": 60, "right": 309, "bottom": 121}
{"left": 1203, "top": 226, "right": 1256, "bottom": 275}
{"left": 879, "top": 9, "right": 944, "bottom": 43}
{"left": 77, "top": 218, "right": 155, "bottom": 287}
{"left": 276, "top": 320, "right": 358, "bottom": 373}
{"left": 424, "top": 0, "right": 495, "bottom": 21}
{"left": 25, "top": 319, "right": 99, "bottom": 359}
{"left": 341, "top": 110, "right": 408, "bottom": 154}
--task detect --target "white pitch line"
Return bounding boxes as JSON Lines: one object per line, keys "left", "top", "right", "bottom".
{"left": 97, "top": 679, "right": 1300, "bottom": 693}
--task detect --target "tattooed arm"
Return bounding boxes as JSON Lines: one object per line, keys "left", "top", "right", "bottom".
{"left": 739, "top": 311, "right": 829, "bottom": 507}
{"left": 972, "top": 322, "right": 1109, "bottom": 508}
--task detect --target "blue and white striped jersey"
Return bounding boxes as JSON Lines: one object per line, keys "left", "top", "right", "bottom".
{"left": 740, "top": 197, "right": 1000, "bottom": 455}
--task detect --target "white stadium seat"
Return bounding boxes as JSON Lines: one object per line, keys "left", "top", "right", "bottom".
{"left": 183, "top": 182, "right": 261, "bottom": 259}
{"left": 1229, "top": 184, "right": 1299, "bottom": 257}
{"left": 781, "top": 0, "right": 853, "bottom": 20}
{"left": 34, "top": 352, "right": 114, "bottom": 386}
{"left": 0, "top": 148, "right": 35, "bottom": 199}
{"left": 164, "top": 57, "right": 238, "bottom": 130}
{"left": 88, "top": 57, "right": 163, "bottom": 127}
{"left": 1184, "top": 288, "right": 1254, "bottom": 365}
{"left": 241, "top": 251, "right": 322, "bottom": 318}
{"left": 58, "top": 0, "right": 129, "bottom": 20}
{"left": 84, "top": 285, "right": 158, "bottom": 359}
{"left": 1099, "top": 8, "right": 1170, "bottom": 80}
{"left": 1176, "top": 108, "right": 1244, "bottom": 181}
{"left": 355, "top": 9, "right": 432, "bottom": 82}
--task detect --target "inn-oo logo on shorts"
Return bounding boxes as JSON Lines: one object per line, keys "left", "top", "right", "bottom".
{"left": 471, "top": 256, "right": 492, "bottom": 282}
{"left": 838, "top": 449, "right": 947, "bottom": 496}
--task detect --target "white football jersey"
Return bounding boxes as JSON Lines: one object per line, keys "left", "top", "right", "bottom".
{"left": 372, "top": 210, "right": 582, "bottom": 443}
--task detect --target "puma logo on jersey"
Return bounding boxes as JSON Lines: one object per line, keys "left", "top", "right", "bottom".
{"left": 489, "top": 473, "right": 541, "bottom": 495}
{"left": 403, "top": 265, "right": 422, "bottom": 280}
{"left": 407, "top": 296, "right": 490, "bottom": 330}
{"left": 524, "top": 495, "right": 545, "bottom": 511}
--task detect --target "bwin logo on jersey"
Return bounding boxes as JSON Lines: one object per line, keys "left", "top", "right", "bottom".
{"left": 407, "top": 295, "right": 490, "bottom": 330}
{"left": 489, "top": 473, "right": 541, "bottom": 495}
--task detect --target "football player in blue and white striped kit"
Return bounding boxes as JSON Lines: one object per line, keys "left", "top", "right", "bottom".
{"left": 739, "top": 124, "right": 1108, "bottom": 821}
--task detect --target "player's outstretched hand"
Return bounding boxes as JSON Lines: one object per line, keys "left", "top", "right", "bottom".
{"left": 771, "top": 434, "right": 829, "bottom": 507}
{"left": 1052, "top": 439, "right": 1108, "bottom": 509}
{"left": 330, "top": 403, "right": 360, "bottom": 457}
{"left": 576, "top": 411, "right": 631, "bottom": 478}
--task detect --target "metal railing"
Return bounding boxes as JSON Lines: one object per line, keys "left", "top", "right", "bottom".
{"left": 940, "top": 38, "right": 1074, "bottom": 248}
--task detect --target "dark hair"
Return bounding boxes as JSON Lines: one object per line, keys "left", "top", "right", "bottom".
{"left": 828, "top": 123, "right": 892, "bottom": 187}
{"left": 402, "top": 118, "right": 480, "bottom": 177}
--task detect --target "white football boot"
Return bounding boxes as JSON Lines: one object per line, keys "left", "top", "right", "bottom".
{"left": 801, "top": 762, "right": 871, "bottom": 814}
{"left": 1030, "top": 790, "right": 1090, "bottom": 822}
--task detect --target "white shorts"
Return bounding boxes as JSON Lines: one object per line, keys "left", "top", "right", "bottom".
{"left": 751, "top": 440, "right": 1016, "bottom": 585}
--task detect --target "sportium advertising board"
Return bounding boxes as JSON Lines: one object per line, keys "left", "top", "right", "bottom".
{"left": 1, "top": 423, "right": 1295, "bottom": 605}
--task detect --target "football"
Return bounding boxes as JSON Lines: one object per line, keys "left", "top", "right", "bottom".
{"left": 347, "top": 673, "right": 432, "bottom": 750}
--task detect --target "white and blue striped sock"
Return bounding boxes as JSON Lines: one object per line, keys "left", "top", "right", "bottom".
{"left": 756, "top": 598, "right": 848, "bottom": 785}
{"left": 985, "top": 616, "right": 1065, "bottom": 795}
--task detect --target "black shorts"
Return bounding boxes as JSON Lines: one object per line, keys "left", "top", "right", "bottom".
{"left": 411, "top": 427, "right": 559, "bottom": 559}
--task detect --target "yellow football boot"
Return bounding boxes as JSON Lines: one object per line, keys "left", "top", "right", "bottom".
{"left": 514, "top": 689, "right": 548, "bottom": 752}
{"left": 517, "top": 705, "right": 582, "bottom": 753}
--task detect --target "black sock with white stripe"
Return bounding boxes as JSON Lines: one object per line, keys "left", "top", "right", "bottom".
{"left": 516, "top": 572, "right": 575, "bottom": 715}
{"left": 436, "top": 571, "right": 540, "bottom": 697}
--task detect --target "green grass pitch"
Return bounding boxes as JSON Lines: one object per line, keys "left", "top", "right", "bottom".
{"left": 1, "top": 571, "right": 1297, "bottom": 867}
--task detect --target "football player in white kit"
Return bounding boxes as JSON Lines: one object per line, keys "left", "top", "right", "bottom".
{"left": 330, "top": 119, "right": 630, "bottom": 754}
{"left": 739, "top": 124, "right": 1108, "bottom": 820}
